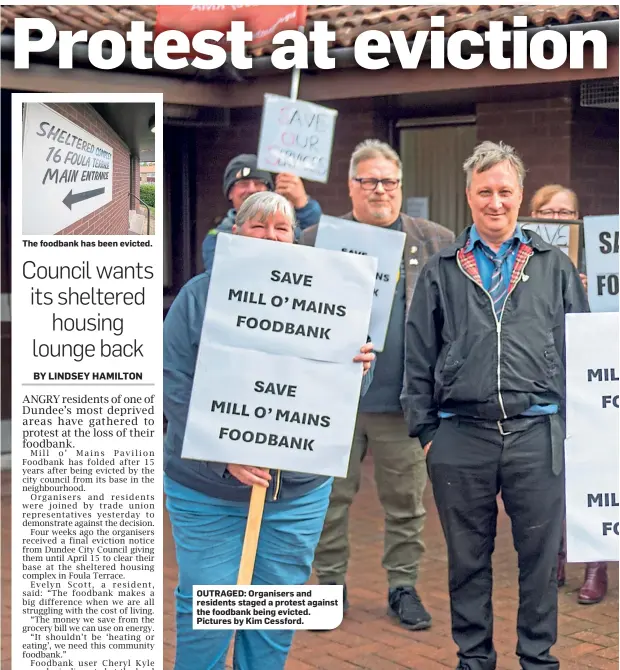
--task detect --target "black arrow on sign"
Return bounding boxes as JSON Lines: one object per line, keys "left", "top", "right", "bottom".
{"left": 62, "top": 187, "right": 105, "bottom": 210}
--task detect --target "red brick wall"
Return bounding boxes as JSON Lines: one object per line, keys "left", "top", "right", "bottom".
{"left": 571, "top": 106, "right": 619, "bottom": 217}
{"left": 476, "top": 97, "right": 573, "bottom": 215}
{"left": 475, "top": 96, "right": 619, "bottom": 218}
{"left": 47, "top": 103, "right": 130, "bottom": 235}
{"left": 194, "top": 100, "right": 384, "bottom": 269}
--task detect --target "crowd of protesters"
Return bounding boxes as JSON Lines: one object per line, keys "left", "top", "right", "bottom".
{"left": 163, "top": 139, "right": 609, "bottom": 670}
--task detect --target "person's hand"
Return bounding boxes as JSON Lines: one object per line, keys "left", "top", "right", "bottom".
{"left": 423, "top": 441, "right": 432, "bottom": 456}
{"left": 226, "top": 464, "right": 271, "bottom": 487}
{"left": 579, "top": 273, "right": 588, "bottom": 291}
{"left": 354, "top": 342, "right": 375, "bottom": 376}
{"left": 275, "top": 173, "right": 309, "bottom": 209}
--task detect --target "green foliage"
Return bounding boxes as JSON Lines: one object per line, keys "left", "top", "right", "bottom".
{"left": 140, "top": 183, "right": 155, "bottom": 208}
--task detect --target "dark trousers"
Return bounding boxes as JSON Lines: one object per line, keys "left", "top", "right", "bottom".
{"left": 427, "top": 416, "right": 564, "bottom": 670}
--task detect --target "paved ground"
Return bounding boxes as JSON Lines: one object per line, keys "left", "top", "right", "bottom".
{"left": 163, "top": 456, "right": 619, "bottom": 670}
{"left": 2, "top": 461, "right": 618, "bottom": 669}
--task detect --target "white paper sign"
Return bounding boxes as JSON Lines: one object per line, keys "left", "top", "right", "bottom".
{"left": 406, "top": 197, "right": 429, "bottom": 220}
{"left": 206, "top": 234, "right": 377, "bottom": 363}
{"left": 22, "top": 103, "right": 114, "bottom": 234}
{"left": 584, "top": 215, "right": 619, "bottom": 313}
{"left": 256, "top": 94, "right": 338, "bottom": 183}
{"left": 314, "top": 216, "right": 405, "bottom": 352}
{"left": 521, "top": 222, "right": 571, "bottom": 256}
{"left": 565, "top": 312, "right": 619, "bottom": 563}
{"left": 184, "top": 342, "right": 362, "bottom": 477}
{"left": 183, "top": 234, "right": 377, "bottom": 477}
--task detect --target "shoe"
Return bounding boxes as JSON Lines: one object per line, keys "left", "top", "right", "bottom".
{"left": 578, "top": 562, "right": 608, "bottom": 604}
{"left": 310, "top": 583, "right": 348, "bottom": 631}
{"left": 557, "top": 550, "right": 566, "bottom": 587}
{"left": 387, "top": 586, "right": 432, "bottom": 630}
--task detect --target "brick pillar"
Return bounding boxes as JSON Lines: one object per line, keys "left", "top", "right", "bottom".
{"left": 571, "top": 106, "right": 619, "bottom": 216}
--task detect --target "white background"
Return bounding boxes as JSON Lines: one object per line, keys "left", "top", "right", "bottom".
{"left": 565, "top": 312, "right": 619, "bottom": 562}
{"left": 257, "top": 94, "right": 338, "bottom": 183}
{"left": 315, "top": 215, "right": 405, "bottom": 351}
{"left": 206, "top": 233, "right": 377, "bottom": 363}
{"left": 583, "top": 215, "right": 619, "bottom": 313}
{"left": 12, "top": 92, "right": 163, "bottom": 669}
{"left": 193, "top": 585, "right": 344, "bottom": 630}
{"left": 183, "top": 342, "right": 364, "bottom": 477}
{"left": 185, "top": 234, "right": 376, "bottom": 477}
{"left": 22, "top": 102, "right": 114, "bottom": 234}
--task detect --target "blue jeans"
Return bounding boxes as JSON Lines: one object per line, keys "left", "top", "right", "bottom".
{"left": 164, "top": 475, "right": 332, "bottom": 670}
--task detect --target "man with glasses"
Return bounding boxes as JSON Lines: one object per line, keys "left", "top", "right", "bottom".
{"left": 202, "top": 153, "right": 322, "bottom": 270}
{"left": 302, "top": 139, "right": 454, "bottom": 630}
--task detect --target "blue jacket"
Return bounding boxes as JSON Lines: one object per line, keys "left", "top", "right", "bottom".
{"left": 163, "top": 269, "right": 374, "bottom": 502}
{"left": 202, "top": 197, "right": 322, "bottom": 271}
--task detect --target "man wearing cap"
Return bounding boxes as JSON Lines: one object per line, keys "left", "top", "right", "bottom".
{"left": 202, "top": 154, "right": 322, "bottom": 270}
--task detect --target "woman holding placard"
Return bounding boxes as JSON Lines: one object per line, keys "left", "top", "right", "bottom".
{"left": 163, "top": 191, "right": 376, "bottom": 669}
{"left": 531, "top": 184, "right": 607, "bottom": 605}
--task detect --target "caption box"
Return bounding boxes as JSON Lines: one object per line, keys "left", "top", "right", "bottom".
{"left": 193, "top": 585, "right": 343, "bottom": 630}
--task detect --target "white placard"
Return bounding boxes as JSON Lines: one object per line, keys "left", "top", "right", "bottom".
{"left": 183, "top": 235, "right": 376, "bottom": 476}
{"left": 256, "top": 94, "right": 338, "bottom": 183}
{"left": 22, "top": 102, "right": 114, "bottom": 234}
{"left": 183, "top": 342, "right": 362, "bottom": 477}
{"left": 584, "top": 215, "right": 619, "bottom": 313}
{"left": 406, "top": 197, "right": 429, "bottom": 220}
{"left": 206, "top": 233, "right": 377, "bottom": 363}
{"left": 565, "top": 312, "right": 619, "bottom": 563}
{"left": 521, "top": 221, "right": 571, "bottom": 256}
{"left": 314, "top": 215, "right": 405, "bottom": 352}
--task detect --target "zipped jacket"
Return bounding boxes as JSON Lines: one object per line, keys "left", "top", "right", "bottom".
{"left": 403, "top": 226, "right": 590, "bottom": 447}
{"left": 164, "top": 270, "right": 373, "bottom": 503}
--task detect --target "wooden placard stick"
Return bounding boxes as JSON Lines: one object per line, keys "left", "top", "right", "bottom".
{"left": 237, "top": 469, "right": 269, "bottom": 585}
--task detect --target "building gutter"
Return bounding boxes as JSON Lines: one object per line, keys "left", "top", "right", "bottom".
{"left": 0, "top": 19, "right": 617, "bottom": 82}
{"left": 247, "top": 19, "right": 620, "bottom": 76}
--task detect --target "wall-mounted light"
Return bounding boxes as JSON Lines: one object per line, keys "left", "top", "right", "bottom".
{"left": 148, "top": 115, "right": 156, "bottom": 133}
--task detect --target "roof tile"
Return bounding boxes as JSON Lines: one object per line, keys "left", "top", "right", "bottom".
{"left": 1, "top": 4, "right": 617, "bottom": 57}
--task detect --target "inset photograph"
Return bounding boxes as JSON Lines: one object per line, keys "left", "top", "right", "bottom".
{"left": 20, "top": 100, "right": 156, "bottom": 235}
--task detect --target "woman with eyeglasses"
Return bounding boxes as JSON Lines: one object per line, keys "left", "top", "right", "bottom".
{"left": 530, "top": 184, "right": 607, "bottom": 606}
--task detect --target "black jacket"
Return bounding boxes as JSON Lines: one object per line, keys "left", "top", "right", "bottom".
{"left": 403, "top": 227, "right": 590, "bottom": 446}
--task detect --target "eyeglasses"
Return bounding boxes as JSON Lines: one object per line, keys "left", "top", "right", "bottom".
{"left": 536, "top": 209, "right": 577, "bottom": 219}
{"left": 353, "top": 177, "right": 401, "bottom": 192}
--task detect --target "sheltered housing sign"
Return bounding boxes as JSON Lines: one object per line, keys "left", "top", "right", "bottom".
{"left": 22, "top": 103, "right": 113, "bottom": 234}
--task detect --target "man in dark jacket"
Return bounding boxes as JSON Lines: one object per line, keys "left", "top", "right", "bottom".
{"left": 403, "top": 141, "right": 589, "bottom": 670}
{"left": 303, "top": 139, "right": 454, "bottom": 630}
{"left": 202, "top": 153, "right": 322, "bottom": 270}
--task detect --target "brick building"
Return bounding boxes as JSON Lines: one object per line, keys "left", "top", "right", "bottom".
{"left": 0, "top": 5, "right": 618, "bottom": 452}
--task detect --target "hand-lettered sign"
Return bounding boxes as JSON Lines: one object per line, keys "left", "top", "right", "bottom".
{"left": 257, "top": 94, "right": 338, "bottom": 183}
{"left": 22, "top": 103, "right": 114, "bottom": 235}
{"left": 584, "top": 215, "right": 619, "bottom": 313}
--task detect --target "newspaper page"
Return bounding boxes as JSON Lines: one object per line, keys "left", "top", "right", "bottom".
{"left": 11, "top": 93, "right": 163, "bottom": 669}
